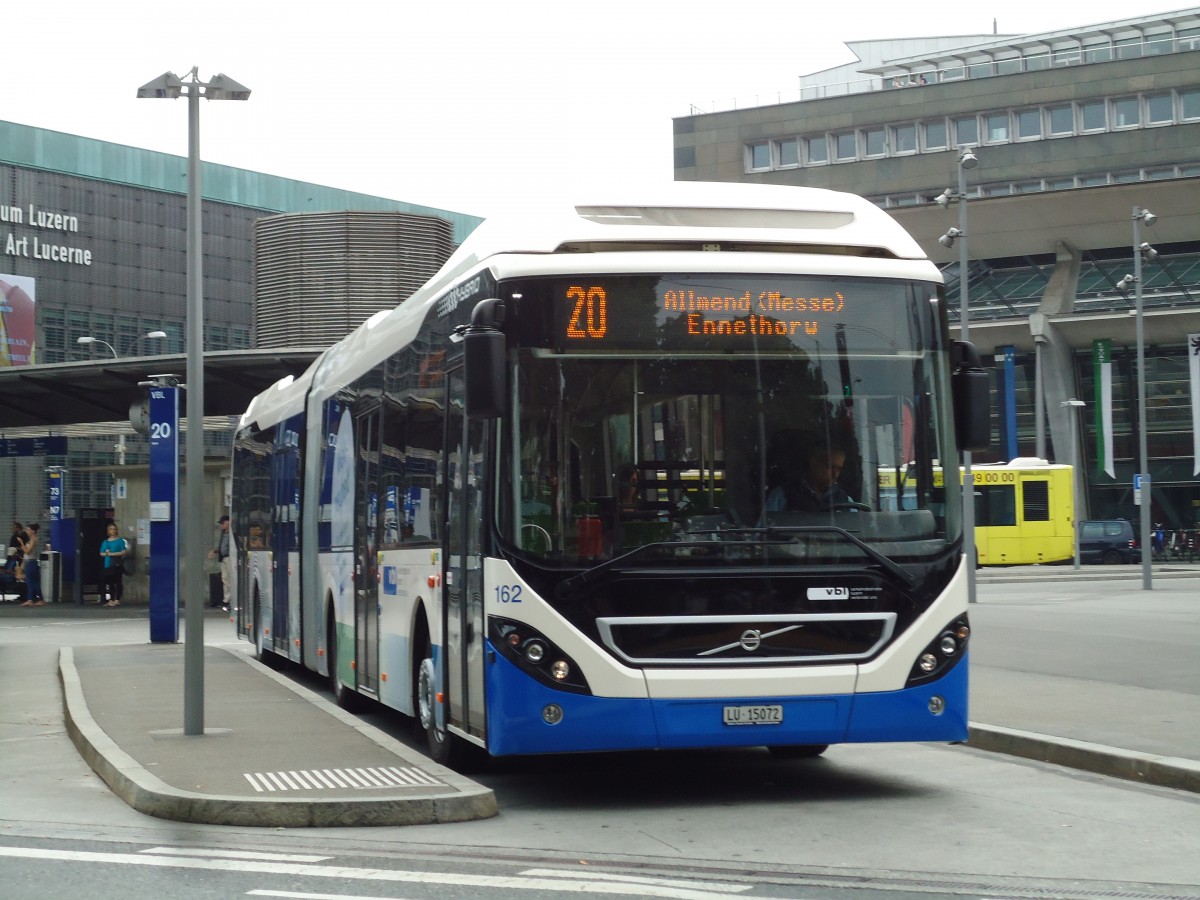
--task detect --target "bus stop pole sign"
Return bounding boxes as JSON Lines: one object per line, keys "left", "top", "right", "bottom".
{"left": 1133, "top": 473, "right": 1149, "bottom": 505}
{"left": 148, "top": 386, "right": 179, "bottom": 643}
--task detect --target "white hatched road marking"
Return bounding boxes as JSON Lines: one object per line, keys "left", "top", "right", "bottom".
{"left": 243, "top": 765, "right": 444, "bottom": 793}
{"left": 0, "top": 847, "right": 754, "bottom": 899}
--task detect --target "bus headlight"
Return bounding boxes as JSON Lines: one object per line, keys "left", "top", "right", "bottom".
{"left": 489, "top": 617, "right": 591, "bottom": 695}
{"left": 524, "top": 640, "right": 546, "bottom": 663}
{"left": 906, "top": 614, "right": 971, "bottom": 686}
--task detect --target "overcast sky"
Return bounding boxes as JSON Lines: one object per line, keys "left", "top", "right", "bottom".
{"left": 2, "top": 1, "right": 1182, "bottom": 218}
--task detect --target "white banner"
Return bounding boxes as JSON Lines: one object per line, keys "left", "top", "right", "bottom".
{"left": 1189, "top": 333, "right": 1200, "bottom": 476}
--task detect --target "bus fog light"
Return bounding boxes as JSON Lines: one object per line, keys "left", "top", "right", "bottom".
{"left": 542, "top": 704, "right": 564, "bottom": 725}
{"left": 525, "top": 641, "right": 546, "bottom": 663}
{"left": 506, "top": 631, "right": 522, "bottom": 648}
{"left": 928, "top": 695, "right": 946, "bottom": 715}
{"left": 550, "top": 660, "right": 570, "bottom": 681}
{"left": 918, "top": 652, "right": 938, "bottom": 673}
{"left": 939, "top": 635, "right": 958, "bottom": 656}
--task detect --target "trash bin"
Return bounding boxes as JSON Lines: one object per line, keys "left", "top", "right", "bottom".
{"left": 40, "top": 550, "right": 63, "bottom": 603}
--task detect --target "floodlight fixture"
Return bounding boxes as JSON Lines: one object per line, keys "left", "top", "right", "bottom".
{"left": 938, "top": 227, "right": 961, "bottom": 248}
{"left": 1139, "top": 241, "right": 1158, "bottom": 260}
{"left": 137, "top": 71, "right": 183, "bottom": 99}
{"left": 959, "top": 148, "right": 978, "bottom": 169}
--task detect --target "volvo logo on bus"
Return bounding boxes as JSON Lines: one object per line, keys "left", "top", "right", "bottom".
{"left": 739, "top": 629, "right": 762, "bottom": 652}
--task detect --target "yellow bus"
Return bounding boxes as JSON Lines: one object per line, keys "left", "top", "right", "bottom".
{"left": 880, "top": 458, "right": 1074, "bottom": 566}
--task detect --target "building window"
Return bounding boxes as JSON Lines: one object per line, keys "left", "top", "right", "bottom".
{"left": 996, "top": 56, "right": 1022, "bottom": 75}
{"left": 1183, "top": 90, "right": 1200, "bottom": 120}
{"left": 806, "top": 135, "right": 828, "bottom": 164}
{"left": 954, "top": 116, "right": 978, "bottom": 146}
{"left": 1078, "top": 174, "right": 1107, "bottom": 187}
{"left": 748, "top": 143, "right": 771, "bottom": 170}
{"left": 1046, "top": 177, "right": 1076, "bottom": 190}
{"left": 777, "top": 138, "right": 799, "bottom": 167}
{"left": 892, "top": 123, "right": 917, "bottom": 154}
{"left": 1114, "top": 36, "right": 1142, "bottom": 59}
{"left": 1146, "top": 167, "right": 1176, "bottom": 180}
{"left": 864, "top": 127, "right": 886, "bottom": 157}
{"left": 1016, "top": 109, "right": 1042, "bottom": 139}
{"left": 1015, "top": 181, "right": 1042, "bottom": 193}
{"left": 1111, "top": 97, "right": 1139, "bottom": 128}
{"left": 1047, "top": 105, "right": 1074, "bottom": 135}
{"left": 985, "top": 112, "right": 1010, "bottom": 143}
{"left": 923, "top": 120, "right": 947, "bottom": 150}
{"left": 1145, "top": 94, "right": 1173, "bottom": 124}
{"left": 1080, "top": 100, "right": 1107, "bottom": 131}
{"left": 835, "top": 132, "right": 857, "bottom": 160}
{"left": 1083, "top": 39, "right": 1112, "bottom": 63}
{"left": 1024, "top": 52, "right": 1050, "bottom": 71}
{"left": 1112, "top": 170, "right": 1141, "bottom": 183}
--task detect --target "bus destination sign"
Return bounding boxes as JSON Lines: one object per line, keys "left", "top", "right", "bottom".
{"left": 552, "top": 275, "right": 853, "bottom": 352}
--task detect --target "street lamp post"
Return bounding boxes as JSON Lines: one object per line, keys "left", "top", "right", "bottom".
{"left": 937, "top": 147, "right": 979, "bottom": 602}
{"left": 138, "top": 68, "right": 250, "bottom": 736}
{"left": 76, "top": 336, "right": 117, "bottom": 358}
{"left": 1131, "top": 206, "right": 1157, "bottom": 591}
{"left": 1061, "top": 398, "right": 1085, "bottom": 570}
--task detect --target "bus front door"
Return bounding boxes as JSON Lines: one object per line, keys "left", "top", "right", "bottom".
{"left": 444, "top": 369, "right": 487, "bottom": 747}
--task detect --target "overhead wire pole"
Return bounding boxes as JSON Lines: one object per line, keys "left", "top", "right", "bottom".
{"left": 1132, "top": 206, "right": 1157, "bottom": 591}
{"left": 139, "top": 67, "right": 250, "bottom": 736}
{"left": 938, "top": 148, "right": 979, "bottom": 603}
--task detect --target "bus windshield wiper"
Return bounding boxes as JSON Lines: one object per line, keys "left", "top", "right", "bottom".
{"left": 552, "top": 540, "right": 787, "bottom": 602}
{"left": 555, "top": 526, "right": 913, "bottom": 598}
{"left": 757, "top": 525, "right": 916, "bottom": 588}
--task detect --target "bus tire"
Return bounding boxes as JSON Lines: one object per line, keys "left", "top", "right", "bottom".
{"left": 416, "top": 633, "right": 477, "bottom": 770}
{"left": 767, "top": 744, "right": 829, "bottom": 759}
{"left": 327, "top": 607, "right": 360, "bottom": 711}
{"left": 252, "top": 589, "right": 268, "bottom": 662}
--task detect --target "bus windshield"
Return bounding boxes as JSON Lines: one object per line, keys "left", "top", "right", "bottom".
{"left": 498, "top": 273, "right": 961, "bottom": 568}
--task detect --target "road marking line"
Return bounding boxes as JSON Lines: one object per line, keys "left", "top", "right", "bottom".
{"left": 140, "top": 847, "right": 331, "bottom": 862}
{"left": 0, "top": 847, "right": 756, "bottom": 899}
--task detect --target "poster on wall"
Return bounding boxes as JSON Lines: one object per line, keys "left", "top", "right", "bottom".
{"left": 0, "top": 274, "right": 36, "bottom": 366}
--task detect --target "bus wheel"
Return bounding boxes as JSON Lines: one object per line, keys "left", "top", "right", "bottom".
{"left": 767, "top": 744, "right": 829, "bottom": 759}
{"left": 327, "top": 610, "right": 359, "bottom": 711}
{"left": 252, "top": 591, "right": 267, "bottom": 661}
{"left": 416, "top": 639, "right": 476, "bottom": 770}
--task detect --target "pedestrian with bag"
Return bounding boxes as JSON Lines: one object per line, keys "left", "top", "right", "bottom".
{"left": 18, "top": 523, "right": 43, "bottom": 607}
{"left": 100, "top": 522, "right": 127, "bottom": 607}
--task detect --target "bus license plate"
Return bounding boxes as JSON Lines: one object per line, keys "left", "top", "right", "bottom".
{"left": 723, "top": 704, "right": 783, "bottom": 726}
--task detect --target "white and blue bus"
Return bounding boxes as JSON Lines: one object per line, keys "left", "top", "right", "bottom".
{"left": 232, "top": 182, "right": 989, "bottom": 767}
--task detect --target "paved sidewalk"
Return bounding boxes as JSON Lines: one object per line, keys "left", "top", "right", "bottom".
{"left": 60, "top": 639, "right": 497, "bottom": 827}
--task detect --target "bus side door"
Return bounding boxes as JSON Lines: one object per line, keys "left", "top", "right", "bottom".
{"left": 444, "top": 368, "right": 487, "bottom": 746}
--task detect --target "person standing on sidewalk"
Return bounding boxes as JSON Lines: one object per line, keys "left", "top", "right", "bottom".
{"left": 18, "top": 523, "right": 43, "bottom": 607}
{"left": 99, "top": 522, "right": 127, "bottom": 607}
{"left": 208, "top": 515, "right": 234, "bottom": 611}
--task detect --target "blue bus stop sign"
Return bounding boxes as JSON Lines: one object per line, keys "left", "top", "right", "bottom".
{"left": 147, "top": 386, "right": 179, "bottom": 643}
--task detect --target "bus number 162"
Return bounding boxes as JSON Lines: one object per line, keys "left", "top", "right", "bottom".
{"left": 566, "top": 285, "right": 607, "bottom": 339}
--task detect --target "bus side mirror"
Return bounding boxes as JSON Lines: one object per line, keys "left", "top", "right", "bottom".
{"left": 463, "top": 298, "right": 506, "bottom": 419}
{"left": 951, "top": 340, "right": 990, "bottom": 452}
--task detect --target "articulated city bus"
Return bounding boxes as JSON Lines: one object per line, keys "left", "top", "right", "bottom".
{"left": 231, "top": 182, "right": 989, "bottom": 767}
{"left": 880, "top": 458, "right": 1075, "bottom": 566}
